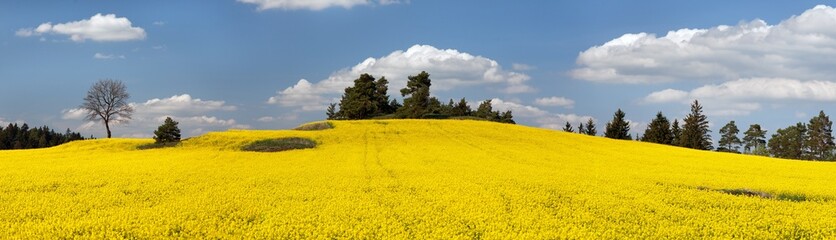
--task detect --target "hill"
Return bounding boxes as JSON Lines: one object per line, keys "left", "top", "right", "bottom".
{"left": 0, "top": 120, "right": 834, "bottom": 238}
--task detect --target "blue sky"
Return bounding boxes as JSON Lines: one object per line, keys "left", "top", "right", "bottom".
{"left": 0, "top": 0, "right": 833, "bottom": 141}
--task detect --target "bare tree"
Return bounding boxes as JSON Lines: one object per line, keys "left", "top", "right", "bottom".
{"left": 82, "top": 79, "right": 133, "bottom": 138}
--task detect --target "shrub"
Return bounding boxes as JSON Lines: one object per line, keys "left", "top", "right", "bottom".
{"left": 137, "top": 142, "right": 179, "bottom": 150}
{"left": 293, "top": 122, "right": 334, "bottom": 131}
{"left": 242, "top": 137, "right": 316, "bottom": 152}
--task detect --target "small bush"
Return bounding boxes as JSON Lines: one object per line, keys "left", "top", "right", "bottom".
{"left": 242, "top": 137, "right": 316, "bottom": 152}
{"left": 293, "top": 122, "right": 334, "bottom": 131}
{"left": 137, "top": 142, "right": 179, "bottom": 150}
{"left": 421, "top": 113, "right": 450, "bottom": 119}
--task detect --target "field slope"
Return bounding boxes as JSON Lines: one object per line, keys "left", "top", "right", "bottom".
{"left": 1, "top": 120, "right": 835, "bottom": 238}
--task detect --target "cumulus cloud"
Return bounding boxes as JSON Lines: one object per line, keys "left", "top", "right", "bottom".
{"left": 534, "top": 96, "right": 575, "bottom": 108}
{"left": 535, "top": 114, "right": 596, "bottom": 130}
{"left": 641, "top": 78, "right": 836, "bottom": 116}
{"left": 93, "top": 53, "right": 125, "bottom": 60}
{"left": 136, "top": 94, "right": 237, "bottom": 114}
{"left": 62, "top": 94, "right": 244, "bottom": 138}
{"left": 268, "top": 44, "right": 533, "bottom": 111}
{"left": 490, "top": 98, "right": 548, "bottom": 117}
{"left": 257, "top": 114, "right": 299, "bottom": 123}
{"left": 572, "top": 5, "right": 836, "bottom": 84}
{"left": 16, "top": 13, "right": 146, "bottom": 42}
{"left": 238, "top": 0, "right": 402, "bottom": 11}
{"left": 61, "top": 108, "right": 88, "bottom": 120}
{"left": 0, "top": 118, "right": 24, "bottom": 127}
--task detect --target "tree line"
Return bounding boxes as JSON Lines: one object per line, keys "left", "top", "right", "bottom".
{"left": 563, "top": 100, "right": 836, "bottom": 161}
{"left": 0, "top": 123, "right": 87, "bottom": 150}
{"left": 326, "top": 71, "right": 515, "bottom": 123}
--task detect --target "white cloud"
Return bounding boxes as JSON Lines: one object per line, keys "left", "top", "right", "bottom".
{"left": 16, "top": 13, "right": 146, "bottom": 42}
{"left": 490, "top": 98, "right": 548, "bottom": 117}
{"left": 572, "top": 5, "right": 836, "bottom": 84}
{"left": 534, "top": 96, "right": 575, "bottom": 108}
{"left": 15, "top": 29, "right": 33, "bottom": 37}
{"left": 61, "top": 108, "right": 88, "bottom": 120}
{"left": 135, "top": 94, "right": 237, "bottom": 114}
{"left": 93, "top": 53, "right": 125, "bottom": 60}
{"left": 62, "top": 94, "right": 243, "bottom": 138}
{"left": 268, "top": 44, "right": 533, "bottom": 111}
{"left": 642, "top": 78, "right": 836, "bottom": 116}
{"left": 238, "top": 0, "right": 401, "bottom": 11}
{"left": 535, "top": 114, "right": 596, "bottom": 130}
{"left": 257, "top": 114, "right": 299, "bottom": 123}
{"left": 642, "top": 89, "right": 689, "bottom": 104}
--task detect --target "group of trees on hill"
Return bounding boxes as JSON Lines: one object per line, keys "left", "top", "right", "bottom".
{"left": 0, "top": 123, "right": 87, "bottom": 150}
{"left": 326, "top": 71, "right": 515, "bottom": 124}
{"left": 563, "top": 100, "right": 836, "bottom": 161}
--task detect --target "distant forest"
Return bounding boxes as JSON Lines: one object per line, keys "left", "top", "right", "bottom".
{"left": 0, "top": 123, "right": 87, "bottom": 150}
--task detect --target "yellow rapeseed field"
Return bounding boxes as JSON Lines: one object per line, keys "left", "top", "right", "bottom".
{"left": 1, "top": 119, "right": 835, "bottom": 238}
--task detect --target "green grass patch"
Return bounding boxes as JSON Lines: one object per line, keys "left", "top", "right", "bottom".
{"left": 293, "top": 122, "right": 334, "bottom": 131}
{"left": 137, "top": 142, "right": 179, "bottom": 150}
{"left": 242, "top": 137, "right": 317, "bottom": 152}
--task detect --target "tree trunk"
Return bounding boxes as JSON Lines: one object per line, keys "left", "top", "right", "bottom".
{"left": 105, "top": 121, "right": 112, "bottom": 138}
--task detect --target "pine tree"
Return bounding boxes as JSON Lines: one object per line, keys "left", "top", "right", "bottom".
{"left": 325, "top": 103, "right": 338, "bottom": 120}
{"left": 499, "top": 111, "right": 515, "bottom": 124}
{"left": 769, "top": 123, "right": 807, "bottom": 159}
{"left": 398, "top": 71, "right": 432, "bottom": 118}
{"left": 563, "top": 121, "right": 574, "bottom": 132}
{"left": 604, "top": 109, "right": 631, "bottom": 140}
{"left": 585, "top": 118, "right": 597, "bottom": 136}
{"left": 718, "top": 120, "right": 742, "bottom": 153}
{"left": 451, "top": 98, "right": 472, "bottom": 117}
{"left": 374, "top": 77, "right": 394, "bottom": 114}
{"left": 743, "top": 124, "right": 767, "bottom": 153}
{"left": 578, "top": 123, "right": 586, "bottom": 134}
{"left": 671, "top": 119, "right": 682, "bottom": 146}
{"left": 475, "top": 100, "right": 498, "bottom": 121}
{"left": 680, "top": 100, "right": 712, "bottom": 150}
{"left": 153, "top": 117, "right": 181, "bottom": 144}
{"left": 337, "top": 73, "right": 379, "bottom": 119}
{"left": 806, "top": 110, "right": 835, "bottom": 160}
{"left": 642, "top": 112, "right": 672, "bottom": 144}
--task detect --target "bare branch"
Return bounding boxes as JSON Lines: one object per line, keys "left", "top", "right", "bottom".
{"left": 80, "top": 79, "right": 132, "bottom": 138}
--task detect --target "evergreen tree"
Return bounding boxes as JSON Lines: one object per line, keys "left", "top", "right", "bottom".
{"left": 680, "top": 100, "right": 712, "bottom": 150}
{"left": 398, "top": 71, "right": 432, "bottom": 118}
{"left": 388, "top": 99, "right": 402, "bottom": 113}
{"left": 426, "top": 97, "right": 443, "bottom": 115}
{"left": 768, "top": 123, "right": 807, "bottom": 159}
{"left": 475, "top": 100, "right": 499, "bottom": 121}
{"left": 585, "top": 118, "right": 597, "bottom": 136}
{"left": 0, "top": 123, "right": 86, "bottom": 150}
{"left": 153, "top": 117, "right": 181, "bottom": 144}
{"left": 563, "top": 121, "right": 574, "bottom": 132}
{"left": 604, "top": 109, "right": 631, "bottom": 140}
{"left": 743, "top": 124, "right": 767, "bottom": 153}
{"left": 578, "top": 123, "right": 586, "bottom": 134}
{"left": 806, "top": 110, "right": 835, "bottom": 160}
{"left": 450, "top": 98, "right": 472, "bottom": 117}
{"left": 499, "top": 111, "right": 515, "bottom": 124}
{"left": 374, "top": 77, "right": 394, "bottom": 114}
{"left": 671, "top": 119, "right": 682, "bottom": 146}
{"left": 325, "top": 103, "right": 338, "bottom": 120}
{"left": 718, "top": 120, "right": 742, "bottom": 153}
{"left": 642, "top": 112, "right": 673, "bottom": 144}
{"left": 336, "top": 73, "right": 379, "bottom": 119}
